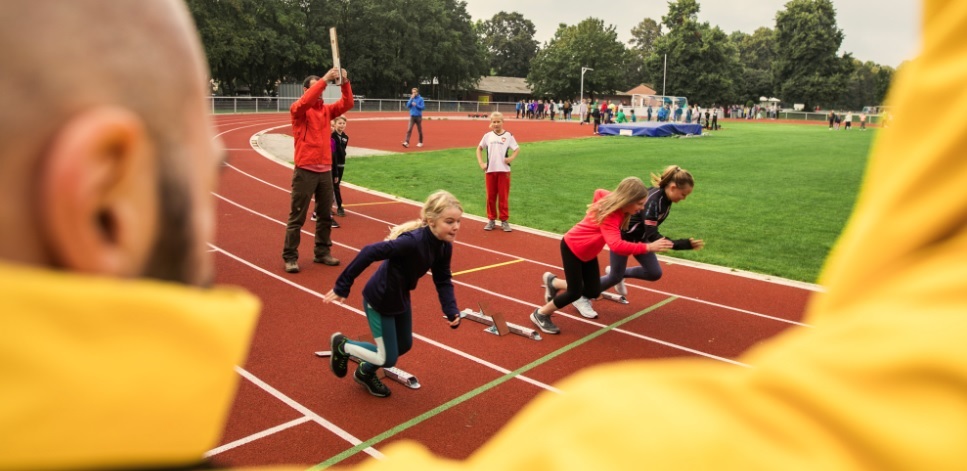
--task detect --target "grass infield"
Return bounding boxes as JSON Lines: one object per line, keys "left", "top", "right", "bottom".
{"left": 345, "top": 121, "right": 875, "bottom": 283}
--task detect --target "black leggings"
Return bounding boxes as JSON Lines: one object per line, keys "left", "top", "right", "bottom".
{"left": 333, "top": 164, "right": 344, "bottom": 209}
{"left": 553, "top": 239, "right": 601, "bottom": 309}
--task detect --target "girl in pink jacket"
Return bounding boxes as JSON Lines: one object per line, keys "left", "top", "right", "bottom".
{"left": 531, "top": 177, "right": 673, "bottom": 334}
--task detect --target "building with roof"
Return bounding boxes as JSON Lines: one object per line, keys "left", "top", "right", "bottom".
{"left": 465, "top": 76, "right": 533, "bottom": 103}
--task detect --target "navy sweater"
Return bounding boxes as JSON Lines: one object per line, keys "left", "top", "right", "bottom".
{"left": 333, "top": 226, "right": 459, "bottom": 320}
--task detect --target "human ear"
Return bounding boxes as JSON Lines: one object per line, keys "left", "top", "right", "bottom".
{"left": 37, "top": 106, "right": 159, "bottom": 277}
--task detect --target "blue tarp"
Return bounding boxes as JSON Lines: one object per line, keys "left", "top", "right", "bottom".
{"left": 598, "top": 122, "right": 703, "bottom": 137}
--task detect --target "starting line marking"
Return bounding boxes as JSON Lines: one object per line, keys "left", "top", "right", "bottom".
{"left": 342, "top": 201, "right": 404, "bottom": 208}
{"left": 452, "top": 258, "right": 524, "bottom": 277}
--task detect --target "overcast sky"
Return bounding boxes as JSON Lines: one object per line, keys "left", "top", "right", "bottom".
{"left": 462, "top": 0, "right": 919, "bottom": 68}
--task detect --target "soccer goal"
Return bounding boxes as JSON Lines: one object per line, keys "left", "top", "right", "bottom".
{"left": 631, "top": 94, "right": 689, "bottom": 122}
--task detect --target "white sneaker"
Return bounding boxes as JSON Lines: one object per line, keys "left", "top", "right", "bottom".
{"left": 573, "top": 296, "right": 598, "bottom": 319}
{"left": 417, "top": 142, "right": 423, "bottom": 147}
{"left": 606, "top": 266, "right": 627, "bottom": 297}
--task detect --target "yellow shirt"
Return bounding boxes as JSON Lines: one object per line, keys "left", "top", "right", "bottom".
{"left": 347, "top": 1, "right": 967, "bottom": 469}
{"left": 0, "top": 262, "right": 261, "bottom": 470}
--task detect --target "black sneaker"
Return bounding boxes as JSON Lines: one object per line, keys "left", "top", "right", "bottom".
{"left": 336, "top": 207, "right": 346, "bottom": 217}
{"left": 354, "top": 364, "right": 391, "bottom": 397}
{"left": 330, "top": 215, "right": 340, "bottom": 228}
{"left": 330, "top": 333, "right": 349, "bottom": 378}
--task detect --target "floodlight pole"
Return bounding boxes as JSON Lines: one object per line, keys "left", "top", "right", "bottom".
{"left": 662, "top": 54, "right": 667, "bottom": 97}
{"left": 580, "top": 66, "right": 594, "bottom": 108}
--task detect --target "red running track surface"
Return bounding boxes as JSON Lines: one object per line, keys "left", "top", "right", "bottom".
{"left": 206, "top": 113, "right": 816, "bottom": 468}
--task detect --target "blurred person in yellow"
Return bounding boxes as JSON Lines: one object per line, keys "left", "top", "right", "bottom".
{"left": 0, "top": 1, "right": 262, "bottom": 469}
{"left": 346, "top": 1, "right": 967, "bottom": 469}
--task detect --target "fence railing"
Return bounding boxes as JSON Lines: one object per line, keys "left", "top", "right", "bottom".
{"left": 774, "top": 110, "right": 882, "bottom": 124}
{"left": 209, "top": 97, "right": 519, "bottom": 115}
{"left": 208, "top": 97, "right": 883, "bottom": 124}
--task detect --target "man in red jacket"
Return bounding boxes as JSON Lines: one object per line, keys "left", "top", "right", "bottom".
{"left": 283, "top": 68, "right": 354, "bottom": 273}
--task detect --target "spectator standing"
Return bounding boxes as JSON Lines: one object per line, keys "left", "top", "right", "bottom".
{"left": 283, "top": 68, "right": 354, "bottom": 273}
{"left": 402, "top": 87, "right": 424, "bottom": 148}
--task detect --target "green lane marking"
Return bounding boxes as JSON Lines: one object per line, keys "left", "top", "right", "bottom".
{"left": 311, "top": 295, "right": 677, "bottom": 470}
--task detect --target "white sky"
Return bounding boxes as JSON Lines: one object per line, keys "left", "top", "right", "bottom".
{"left": 463, "top": 0, "right": 919, "bottom": 68}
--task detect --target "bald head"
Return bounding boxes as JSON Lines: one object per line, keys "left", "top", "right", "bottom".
{"left": 0, "top": 0, "right": 206, "bottom": 158}
{"left": 0, "top": 0, "right": 221, "bottom": 285}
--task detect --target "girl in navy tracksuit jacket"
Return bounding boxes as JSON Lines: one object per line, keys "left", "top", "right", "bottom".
{"left": 323, "top": 191, "right": 462, "bottom": 397}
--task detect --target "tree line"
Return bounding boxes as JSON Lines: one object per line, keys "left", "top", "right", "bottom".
{"left": 188, "top": 0, "right": 896, "bottom": 110}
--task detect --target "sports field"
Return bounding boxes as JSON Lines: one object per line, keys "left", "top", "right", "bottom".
{"left": 344, "top": 119, "right": 875, "bottom": 283}
{"left": 210, "top": 113, "right": 819, "bottom": 467}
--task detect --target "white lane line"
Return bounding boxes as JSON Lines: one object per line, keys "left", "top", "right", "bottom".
{"left": 220, "top": 161, "right": 808, "bottom": 328}
{"left": 206, "top": 416, "right": 311, "bottom": 457}
{"left": 218, "top": 366, "right": 383, "bottom": 460}
{"left": 213, "top": 192, "right": 748, "bottom": 366}
{"left": 209, "top": 241, "right": 562, "bottom": 394}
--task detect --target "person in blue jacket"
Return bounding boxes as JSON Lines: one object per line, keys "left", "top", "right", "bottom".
{"left": 402, "top": 87, "right": 424, "bottom": 148}
{"left": 323, "top": 190, "right": 463, "bottom": 397}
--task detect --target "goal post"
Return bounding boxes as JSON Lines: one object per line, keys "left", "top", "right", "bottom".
{"left": 631, "top": 94, "right": 690, "bottom": 122}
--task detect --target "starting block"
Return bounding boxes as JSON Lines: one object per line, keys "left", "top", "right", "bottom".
{"left": 314, "top": 350, "right": 421, "bottom": 389}
{"left": 460, "top": 302, "right": 542, "bottom": 341}
{"left": 600, "top": 291, "right": 629, "bottom": 304}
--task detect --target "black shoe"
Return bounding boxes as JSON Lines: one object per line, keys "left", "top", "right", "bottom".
{"left": 330, "top": 333, "right": 350, "bottom": 378}
{"left": 354, "top": 364, "right": 391, "bottom": 397}
{"left": 336, "top": 207, "right": 346, "bottom": 217}
{"left": 330, "top": 216, "right": 340, "bottom": 228}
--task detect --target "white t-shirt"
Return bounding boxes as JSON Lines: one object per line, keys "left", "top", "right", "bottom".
{"left": 479, "top": 131, "right": 519, "bottom": 173}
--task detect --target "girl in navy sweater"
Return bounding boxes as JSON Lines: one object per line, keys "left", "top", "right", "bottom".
{"left": 323, "top": 191, "right": 463, "bottom": 397}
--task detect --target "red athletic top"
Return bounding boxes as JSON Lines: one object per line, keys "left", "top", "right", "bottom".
{"left": 562, "top": 189, "right": 650, "bottom": 261}
{"left": 290, "top": 79, "right": 354, "bottom": 171}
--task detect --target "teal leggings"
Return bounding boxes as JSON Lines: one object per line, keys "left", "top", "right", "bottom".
{"left": 342, "top": 300, "right": 412, "bottom": 375}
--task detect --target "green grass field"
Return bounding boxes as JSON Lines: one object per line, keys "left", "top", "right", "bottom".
{"left": 345, "top": 122, "right": 877, "bottom": 283}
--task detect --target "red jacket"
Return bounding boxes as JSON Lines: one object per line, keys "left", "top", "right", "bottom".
{"left": 562, "top": 189, "right": 649, "bottom": 261}
{"left": 290, "top": 79, "right": 354, "bottom": 170}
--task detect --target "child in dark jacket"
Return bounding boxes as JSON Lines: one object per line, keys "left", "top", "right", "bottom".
{"left": 323, "top": 191, "right": 463, "bottom": 397}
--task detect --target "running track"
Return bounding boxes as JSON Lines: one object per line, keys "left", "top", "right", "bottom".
{"left": 206, "top": 113, "right": 817, "bottom": 468}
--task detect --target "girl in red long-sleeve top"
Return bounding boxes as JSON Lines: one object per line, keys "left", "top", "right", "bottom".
{"left": 530, "top": 177, "right": 673, "bottom": 334}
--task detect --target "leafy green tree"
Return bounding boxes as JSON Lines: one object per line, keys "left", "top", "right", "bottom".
{"left": 189, "top": 0, "right": 330, "bottom": 95}
{"left": 430, "top": 0, "right": 490, "bottom": 98}
{"left": 730, "top": 27, "right": 776, "bottom": 103}
{"left": 627, "top": 17, "right": 662, "bottom": 86}
{"left": 189, "top": 0, "right": 483, "bottom": 99}
{"left": 773, "top": 0, "right": 850, "bottom": 109}
{"left": 477, "top": 12, "right": 539, "bottom": 77}
{"left": 645, "top": 0, "right": 738, "bottom": 106}
{"left": 838, "top": 59, "right": 895, "bottom": 110}
{"left": 527, "top": 18, "right": 630, "bottom": 100}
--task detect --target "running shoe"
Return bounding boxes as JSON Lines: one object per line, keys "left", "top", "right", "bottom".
{"left": 542, "top": 272, "right": 559, "bottom": 302}
{"left": 354, "top": 364, "right": 391, "bottom": 397}
{"left": 573, "top": 296, "right": 598, "bottom": 319}
{"left": 530, "top": 309, "right": 560, "bottom": 335}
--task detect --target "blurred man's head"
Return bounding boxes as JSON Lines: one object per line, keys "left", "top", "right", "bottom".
{"left": 0, "top": 0, "right": 221, "bottom": 286}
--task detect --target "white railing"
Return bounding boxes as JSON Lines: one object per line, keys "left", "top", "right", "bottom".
{"left": 208, "top": 96, "right": 519, "bottom": 115}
